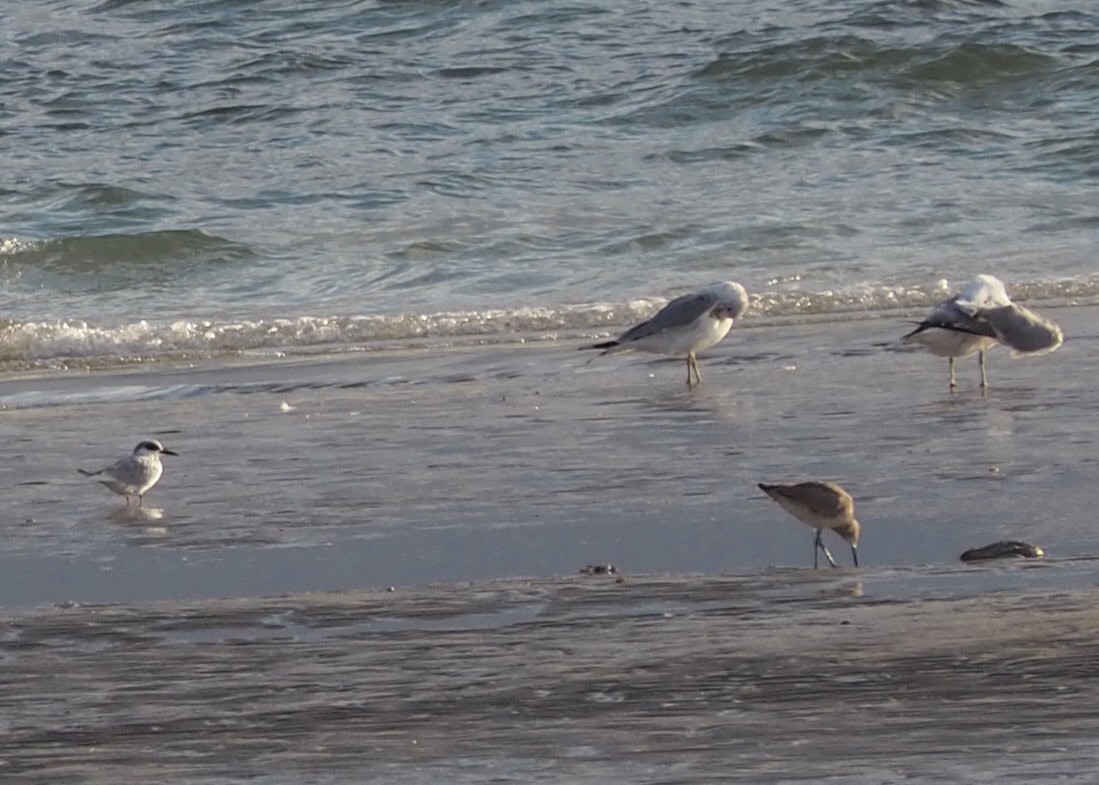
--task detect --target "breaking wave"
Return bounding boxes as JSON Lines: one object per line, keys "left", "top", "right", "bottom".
{"left": 0, "top": 276, "right": 1093, "bottom": 371}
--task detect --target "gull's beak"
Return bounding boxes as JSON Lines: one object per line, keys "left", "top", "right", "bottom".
{"left": 161, "top": 448, "right": 180, "bottom": 456}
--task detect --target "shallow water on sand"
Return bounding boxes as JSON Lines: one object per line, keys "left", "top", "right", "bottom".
{"left": 1, "top": 306, "right": 1096, "bottom": 606}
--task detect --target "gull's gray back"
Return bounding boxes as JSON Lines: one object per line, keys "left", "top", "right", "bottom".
{"left": 932, "top": 280, "right": 1063, "bottom": 353}
{"left": 618, "top": 291, "right": 718, "bottom": 342}
{"left": 925, "top": 296, "right": 998, "bottom": 339}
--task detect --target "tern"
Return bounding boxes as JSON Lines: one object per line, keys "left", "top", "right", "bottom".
{"left": 79, "top": 439, "right": 179, "bottom": 507}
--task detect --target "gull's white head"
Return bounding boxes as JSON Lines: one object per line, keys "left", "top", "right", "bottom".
{"left": 133, "top": 440, "right": 179, "bottom": 457}
{"left": 957, "top": 274, "right": 1011, "bottom": 310}
{"left": 704, "top": 281, "right": 750, "bottom": 320}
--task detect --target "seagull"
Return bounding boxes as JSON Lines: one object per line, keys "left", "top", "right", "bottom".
{"left": 79, "top": 439, "right": 179, "bottom": 507}
{"left": 581, "top": 281, "right": 750, "bottom": 387}
{"left": 759, "top": 481, "right": 860, "bottom": 568}
{"left": 903, "top": 274, "right": 1064, "bottom": 390}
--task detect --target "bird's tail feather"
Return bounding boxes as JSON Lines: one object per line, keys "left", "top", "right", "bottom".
{"left": 579, "top": 340, "right": 619, "bottom": 352}
{"left": 900, "top": 322, "right": 928, "bottom": 340}
{"left": 903, "top": 320, "right": 989, "bottom": 340}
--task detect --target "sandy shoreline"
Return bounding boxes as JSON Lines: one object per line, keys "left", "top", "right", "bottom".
{"left": 2, "top": 297, "right": 1098, "bottom": 780}
{"left": 2, "top": 573, "right": 1099, "bottom": 782}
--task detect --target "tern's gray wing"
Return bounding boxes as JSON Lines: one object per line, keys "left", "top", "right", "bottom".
{"left": 103, "top": 456, "right": 148, "bottom": 484}
{"left": 980, "top": 303, "right": 1064, "bottom": 354}
{"left": 78, "top": 457, "right": 124, "bottom": 477}
{"left": 617, "top": 291, "right": 718, "bottom": 343}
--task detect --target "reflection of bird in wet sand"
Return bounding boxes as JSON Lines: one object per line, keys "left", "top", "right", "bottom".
{"left": 581, "top": 281, "right": 750, "bottom": 388}
{"left": 79, "top": 440, "right": 179, "bottom": 507}
{"left": 759, "top": 481, "right": 860, "bottom": 568}
{"left": 903, "top": 274, "right": 1063, "bottom": 391}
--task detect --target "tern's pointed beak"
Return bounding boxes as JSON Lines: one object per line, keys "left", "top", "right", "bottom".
{"left": 161, "top": 449, "right": 179, "bottom": 456}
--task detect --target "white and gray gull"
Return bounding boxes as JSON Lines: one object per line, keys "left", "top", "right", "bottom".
{"left": 582, "top": 281, "right": 750, "bottom": 388}
{"left": 903, "top": 274, "right": 1063, "bottom": 390}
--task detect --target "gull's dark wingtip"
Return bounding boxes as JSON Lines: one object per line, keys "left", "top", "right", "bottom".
{"left": 901, "top": 321, "right": 931, "bottom": 339}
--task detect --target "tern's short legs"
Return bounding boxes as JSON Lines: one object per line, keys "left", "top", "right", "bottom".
{"left": 978, "top": 350, "right": 988, "bottom": 390}
{"left": 948, "top": 356, "right": 957, "bottom": 390}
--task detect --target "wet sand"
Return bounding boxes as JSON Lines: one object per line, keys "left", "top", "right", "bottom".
{"left": 3, "top": 572, "right": 1099, "bottom": 783}
{"left": 1, "top": 305, "right": 1098, "bottom": 781}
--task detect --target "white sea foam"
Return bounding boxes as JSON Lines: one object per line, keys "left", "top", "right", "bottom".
{"left": 0, "top": 277, "right": 1092, "bottom": 370}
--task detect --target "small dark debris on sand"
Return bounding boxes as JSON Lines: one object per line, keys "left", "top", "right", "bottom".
{"left": 578, "top": 564, "right": 618, "bottom": 576}
{"left": 960, "top": 541, "right": 1045, "bottom": 562}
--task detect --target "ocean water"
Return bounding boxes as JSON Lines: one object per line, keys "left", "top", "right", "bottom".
{"left": 3, "top": 0, "right": 1099, "bottom": 365}
{"left": 4, "top": 0, "right": 1099, "bottom": 781}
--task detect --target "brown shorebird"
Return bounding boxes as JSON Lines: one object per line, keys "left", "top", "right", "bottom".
{"left": 759, "top": 481, "right": 860, "bottom": 568}
{"left": 903, "top": 274, "right": 1063, "bottom": 391}
{"left": 581, "top": 281, "right": 750, "bottom": 388}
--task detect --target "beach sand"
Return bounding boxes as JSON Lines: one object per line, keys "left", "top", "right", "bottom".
{"left": 1, "top": 305, "right": 1097, "bottom": 781}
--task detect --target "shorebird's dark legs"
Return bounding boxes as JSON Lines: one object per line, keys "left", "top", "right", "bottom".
{"left": 814, "top": 530, "right": 838, "bottom": 569}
